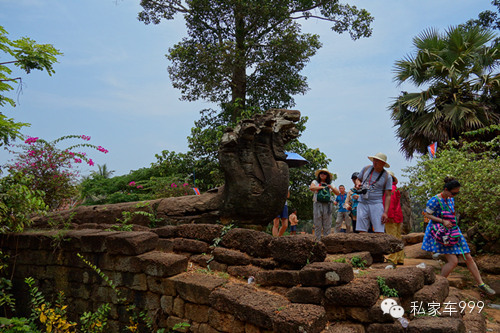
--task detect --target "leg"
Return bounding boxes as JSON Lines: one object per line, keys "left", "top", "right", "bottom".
{"left": 278, "top": 218, "right": 288, "bottom": 236}
{"left": 464, "top": 253, "right": 484, "bottom": 285}
{"left": 272, "top": 217, "right": 280, "bottom": 237}
{"left": 368, "top": 203, "right": 385, "bottom": 233}
{"left": 441, "top": 254, "right": 459, "bottom": 278}
{"left": 323, "top": 203, "right": 332, "bottom": 236}
{"left": 334, "top": 212, "right": 343, "bottom": 233}
{"left": 313, "top": 203, "right": 322, "bottom": 240}
{"left": 355, "top": 204, "right": 369, "bottom": 232}
{"left": 345, "top": 212, "right": 352, "bottom": 233}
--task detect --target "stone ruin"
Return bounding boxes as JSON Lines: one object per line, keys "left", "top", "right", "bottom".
{"left": 0, "top": 227, "right": 484, "bottom": 332}
{"left": 34, "top": 109, "right": 300, "bottom": 229}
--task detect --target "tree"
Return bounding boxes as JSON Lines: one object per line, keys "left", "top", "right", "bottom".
{"left": 0, "top": 25, "right": 62, "bottom": 146}
{"left": 403, "top": 125, "right": 500, "bottom": 246}
{"left": 465, "top": 0, "right": 500, "bottom": 31}
{"left": 390, "top": 26, "right": 500, "bottom": 158}
{"left": 139, "top": 0, "right": 373, "bottom": 120}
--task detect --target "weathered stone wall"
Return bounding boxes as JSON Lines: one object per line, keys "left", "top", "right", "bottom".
{"left": 0, "top": 227, "right": 472, "bottom": 332}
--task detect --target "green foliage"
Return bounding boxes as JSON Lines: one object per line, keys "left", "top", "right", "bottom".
{"left": 403, "top": 126, "right": 500, "bottom": 242}
{"left": 0, "top": 317, "right": 36, "bottom": 333}
{"left": 377, "top": 276, "right": 399, "bottom": 298}
{"left": 0, "top": 251, "right": 15, "bottom": 316}
{"left": 0, "top": 25, "right": 61, "bottom": 145}
{"left": 350, "top": 256, "right": 367, "bottom": 269}
{"left": 331, "top": 257, "right": 347, "bottom": 263}
{"left": 0, "top": 170, "right": 47, "bottom": 233}
{"left": 390, "top": 25, "right": 500, "bottom": 158}
{"left": 139, "top": 0, "right": 373, "bottom": 119}
{"left": 464, "top": 0, "right": 500, "bottom": 31}
{"left": 79, "top": 303, "right": 110, "bottom": 333}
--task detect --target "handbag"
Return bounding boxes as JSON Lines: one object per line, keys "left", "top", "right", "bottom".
{"left": 429, "top": 197, "right": 461, "bottom": 246}
{"left": 316, "top": 184, "right": 331, "bottom": 203}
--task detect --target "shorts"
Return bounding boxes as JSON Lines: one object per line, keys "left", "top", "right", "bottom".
{"left": 277, "top": 205, "right": 288, "bottom": 219}
{"left": 290, "top": 225, "right": 297, "bottom": 232}
{"left": 356, "top": 202, "right": 385, "bottom": 232}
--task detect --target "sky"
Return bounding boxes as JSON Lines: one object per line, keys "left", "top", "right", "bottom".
{"left": 0, "top": 0, "right": 494, "bottom": 187}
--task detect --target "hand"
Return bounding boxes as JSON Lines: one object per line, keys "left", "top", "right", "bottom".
{"left": 381, "top": 212, "right": 389, "bottom": 224}
{"left": 353, "top": 195, "right": 359, "bottom": 200}
{"left": 443, "top": 220, "right": 453, "bottom": 228}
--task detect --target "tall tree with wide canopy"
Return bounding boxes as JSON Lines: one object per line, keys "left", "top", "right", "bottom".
{"left": 0, "top": 25, "right": 61, "bottom": 147}
{"left": 139, "top": 0, "right": 373, "bottom": 120}
{"left": 390, "top": 26, "right": 500, "bottom": 158}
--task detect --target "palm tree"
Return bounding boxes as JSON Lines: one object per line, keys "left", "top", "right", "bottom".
{"left": 92, "top": 164, "right": 115, "bottom": 179}
{"left": 390, "top": 26, "right": 500, "bottom": 158}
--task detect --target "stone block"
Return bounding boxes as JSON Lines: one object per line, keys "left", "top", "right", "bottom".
{"left": 322, "top": 233, "right": 404, "bottom": 255}
{"left": 255, "top": 269, "right": 300, "bottom": 287}
{"left": 209, "top": 283, "right": 289, "bottom": 330}
{"left": 172, "top": 296, "right": 185, "bottom": 318}
{"left": 173, "top": 238, "right": 210, "bottom": 254}
{"left": 147, "top": 276, "right": 176, "bottom": 295}
{"left": 345, "top": 298, "right": 398, "bottom": 323}
{"left": 190, "top": 254, "right": 212, "bottom": 268}
{"left": 272, "top": 303, "right": 326, "bottom": 333}
{"left": 153, "top": 225, "right": 178, "bottom": 238}
{"left": 137, "top": 251, "right": 188, "bottom": 277}
{"left": 286, "top": 286, "right": 324, "bottom": 304}
{"left": 402, "top": 232, "right": 425, "bottom": 245}
{"left": 170, "top": 272, "right": 226, "bottom": 305}
{"left": 160, "top": 295, "right": 174, "bottom": 314}
{"left": 299, "top": 262, "right": 353, "bottom": 286}
{"left": 185, "top": 303, "right": 210, "bottom": 323}
{"left": 413, "top": 275, "right": 449, "bottom": 308}
{"left": 208, "top": 308, "right": 245, "bottom": 333}
{"left": 250, "top": 258, "right": 279, "bottom": 269}
{"left": 213, "top": 247, "right": 252, "bottom": 266}
{"left": 227, "top": 265, "right": 263, "bottom": 279}
{"left": 366, "top": 322, "right": 404, "bottom": 333}
{"left": 221, "top": 228, "right": 273, "bottom": 258}
{"left": 365, "top": 267, "right": 425, "bottom": 297}
{"left": 99, "top": 254, "right": 142, "bottom": 273}
{"left": 323, "top": 322, "right": 366, "bottom": 333}
{"left": 105, "top": 231, "right": 158, "bottom": 255}
{"left": 325, "top": 278, "right": 380, "bottom": 307}
{"left": 156, "top": 238, "right": 174, "bottom": 252}
{"left": 270, "top": 234, "right": 326, "bottom": 267}
{"left": 79, "top": 230, "right": 121, "bottom": 252}
{"left": 176, "top": 223, "right": 223, "bottom": 243}
{"left": 407, "top": 316, "right": 465, "bottom": 332}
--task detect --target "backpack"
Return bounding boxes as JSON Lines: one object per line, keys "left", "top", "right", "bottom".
{"left": 317, "top": 185, "right": 331, "bottom": 203}
{"left": 429, "top": 197, "right": 461, "bottom": 246}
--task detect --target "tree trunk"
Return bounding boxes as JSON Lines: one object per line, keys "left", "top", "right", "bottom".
{"left": 230, "top": 5, "right": 247, "bottom": 122}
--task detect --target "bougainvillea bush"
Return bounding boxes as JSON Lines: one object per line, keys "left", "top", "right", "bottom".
{"left": 6, "top": 135, "right": 108, "bottom": 210}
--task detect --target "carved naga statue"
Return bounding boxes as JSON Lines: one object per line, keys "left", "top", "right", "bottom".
{"left": 36, "top": 109, "right": 300, "bottom": 229}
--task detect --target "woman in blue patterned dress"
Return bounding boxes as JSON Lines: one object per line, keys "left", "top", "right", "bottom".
{"left": 422, "top": 177, "right": 495, "bottom": 295}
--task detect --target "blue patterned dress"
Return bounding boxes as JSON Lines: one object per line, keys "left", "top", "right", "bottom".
{"left": 421, "top": 196, "right": 470, "bottom": 255}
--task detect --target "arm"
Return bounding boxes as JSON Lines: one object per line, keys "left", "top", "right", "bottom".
{"left": 345, "top": 190, "right": 353, "bottom": 210}
{"left": 381, "top": 190, "right": 392, "bottom": 223}
{"left": 329, "top": 184, "right": 340, "bottom": 196}
{"left": 423, "top": 211, "right": 453, "bottom": 228}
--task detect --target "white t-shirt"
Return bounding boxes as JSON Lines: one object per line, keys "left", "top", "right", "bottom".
{"left": 357, "top": 166, "right": 392, "bottom": 204}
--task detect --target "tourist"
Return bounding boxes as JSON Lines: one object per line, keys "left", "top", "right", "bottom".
{"left": 334, "top": 185, "right": 352, "bottom": 233}
{"left": 309, "top": 168, "right": 340, "bottom": 240}
{"left": 422, "top": 177, "right": 495, "bottom": 295}
{"left": 383, "top": 171, "right": 405, "bottom": 266}
{"left": 355, "top": 152, "right": 392, "bottom": 233}
{"left": 289, "top": 208, "right": 299, "bottom": 235}
{"left": 272, "top": 189, "right": 290, "bottom": 237}
{"left": 345, "top": 172, "right": 361, "bottom": 233}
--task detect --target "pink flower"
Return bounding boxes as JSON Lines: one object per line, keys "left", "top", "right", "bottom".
{"left": 74, "top": 158, "right": 82, "bottom": 163}
{"left": 97, "top": 146, "right": 109, "bottom": 154}
{"left": 129, "top": 181, "right": 136, "bottom": 186}
{"left": 28, "top": 150, "right": 36, "bottom": 157}
{"left": 25, "top": 137, "right": 39, "bottom": 144}
{"left": 81, "top": 135, "right": 91, "bottom": 141}
{"left": 171, "top": 183, "right": 177, "bottom": 188}
{"left": 137, "top": 185, "right": 143, "bottom": 189}
{"left": 88, "top": 159, "right": 95, "bottom": 166}
{"left": 183, "top": 183, "right": 188, "bottom": 187}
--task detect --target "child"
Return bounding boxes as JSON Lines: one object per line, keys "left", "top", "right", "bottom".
{"left": 289, "top": 209, "right": 299, "bottom": 235}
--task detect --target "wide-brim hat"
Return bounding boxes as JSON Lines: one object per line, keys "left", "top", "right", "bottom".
{"left": 388, "top": 170, "right": 397, "bottom": 183}
{"left": 368, "top": 152, "right": 390, "bottom": 168}
{"left": 315, "top": 168, "right": 333, "bottom": 178}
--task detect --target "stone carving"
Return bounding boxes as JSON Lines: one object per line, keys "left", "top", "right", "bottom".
{"left": 35, "top": 109, "right": 300, "bottom": 228}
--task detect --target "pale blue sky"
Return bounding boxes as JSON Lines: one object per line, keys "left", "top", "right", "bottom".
{"left": 0, "top": 0, "right": 494, "bottom": 186}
